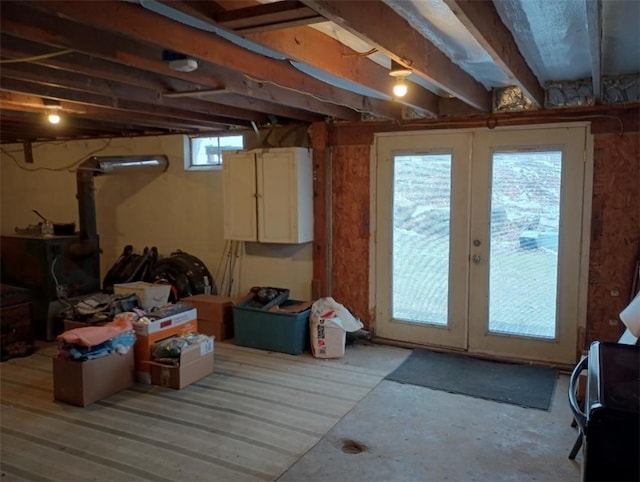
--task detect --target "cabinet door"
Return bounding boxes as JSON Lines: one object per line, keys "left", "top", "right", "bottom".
{"left": 222, "top": 151, "right": 257, "bottom": 241}
{"left": 257, "top": 148, "right": 313, "bottom": 243}
{"left": 257, "top": 150, "right": 299, "bottom": 243}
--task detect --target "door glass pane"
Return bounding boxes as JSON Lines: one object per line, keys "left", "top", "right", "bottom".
{"left": 393, "top": 154, "right": 451, "bottom": 325}
{"left": 488, "top": 151, "right": 561, "bottom": 338}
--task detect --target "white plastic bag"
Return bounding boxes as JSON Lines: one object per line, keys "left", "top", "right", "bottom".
{"left": 310, "top": 297, "right": 363, "bottom": 332}
{"left": 309, "top": 297, "right": 363, "bottom": 359}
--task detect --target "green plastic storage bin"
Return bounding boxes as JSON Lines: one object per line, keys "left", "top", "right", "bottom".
{"left": 232, "top": 299, "right": 310, "bottom": 355}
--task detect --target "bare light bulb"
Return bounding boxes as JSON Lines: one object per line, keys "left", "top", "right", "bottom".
{"left": 393, "top": 78, "right": 408, "bottom": 97}
{"left": 47, "top": 112, "right": 61, "bottom": 124}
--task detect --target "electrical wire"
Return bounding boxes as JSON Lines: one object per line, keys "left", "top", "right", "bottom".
{"left": 0, "top": 138, "right": 113, "bottom": 172}
{"left": 0, "top": 49, "right": 74, "bottom": 64}
{"left": 243, "top": 70, "right": 374, "bottom": 115}
{"left": 342, "top": 48, "right": 378, "bottom": 57}
{"left": 51, "top": 256, "right": 74, "bottom": 311}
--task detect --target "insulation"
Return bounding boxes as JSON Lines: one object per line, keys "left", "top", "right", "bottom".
{"left": 384, "top": 0, "right": 512, "bottom": 88}
{"left": 494, "top": 86, "right": 535, "bottom": 112}
{"left": 493, "top": 0, "right": 591, "bottom": 83}
{"left": 603, "top": 75, "right": 640, "bottom": 104}
{"left": 601, "top": 0, "right": 640, "bottom": 75}
{"left": 545, "top": 79, "right": 594, "bottom": 107}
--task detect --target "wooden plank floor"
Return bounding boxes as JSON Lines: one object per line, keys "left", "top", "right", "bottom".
{"left": 1, "top": 342, "right": 398, "bottom": 481}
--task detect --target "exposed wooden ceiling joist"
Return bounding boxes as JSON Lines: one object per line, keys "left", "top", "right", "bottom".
{"left": 245, "top": 25, "right": 439, "bottom": 116}
{"left": 25, "top": 0, "right": 403, "bottom": 121}
{"left": 0, "top": 76, "right": 253, "bottom": 129}
{"left": 0, "top": 109, "right": 151, "bottom": 140}
{"left": 301, "top": 0, "right": 492, "bottom": 111}
{"left": 166, "top": 0, "right": 438, "bottom": 116}
{"left": 0, "top": 62, "right": 270, "bottom": 124}
{"left": 0, "top": 83, "right": 239, "bottom": 133}
{"left": 1, "top": 0, "right": 634, "bottom": 145}
{"left": 586, "top": 0, "right": 603, "bottom": 102}
{"left": 214, "top": 0, "right": 324, "bottom": 33}
{"left": 0, "top": 34, "right": 215, "bottom": 96}
{"left": 0, "top": 2, "right": 361, "bottom": 122}
{"left": 1, "top": 46, "right": 323, "bottom": 124}
{"left": 442, "top": 0, "right": 544, "bottom": 107}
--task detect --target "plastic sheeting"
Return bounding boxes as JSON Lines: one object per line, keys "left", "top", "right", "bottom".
{"left": 384, "top": 0, "right": 512, "bottom": 88}
{"left": 494, "top": 0, "right": 591, "bottom": 83}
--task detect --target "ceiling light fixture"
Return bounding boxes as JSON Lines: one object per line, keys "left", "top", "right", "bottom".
{"left": 162, "top": 50, "right": 199, "bottom": 73}
{"left": 43, "top": 98, "right": 62, "bottom": 124}
{"left": 389, "top": 60, "right": 412, "bottom": 98}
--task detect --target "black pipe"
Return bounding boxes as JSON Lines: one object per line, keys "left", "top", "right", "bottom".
{"left": 76, "top": 159, "right": 100, "bottom": 240}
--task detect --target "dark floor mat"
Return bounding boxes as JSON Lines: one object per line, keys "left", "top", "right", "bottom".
{"left": 385, "top": 348, "right": 558, "bottom": 410}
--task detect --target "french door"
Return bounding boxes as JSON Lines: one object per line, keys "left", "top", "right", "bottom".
{"left": 374, "top": 125, "right": 591, "bottom": 364}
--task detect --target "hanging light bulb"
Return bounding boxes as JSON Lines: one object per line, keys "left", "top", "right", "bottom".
{"left": 388, "top": 60, "right": 412, "bottom": 98}
{"left": 392, "top": 78, "right": 408, "bottom": 97}
{"left": 47, "top": 111, "right": 61, "bottom": 124}
{"left": 43, "top": 98, "right": 62, "bottom": 125}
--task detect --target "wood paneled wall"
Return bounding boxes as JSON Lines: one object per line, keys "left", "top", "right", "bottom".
{"left": 312, "top": 105, "right": 640, "bottom": 350}
{"left": 587, "top": 132, "right": 640, "bottom": 344}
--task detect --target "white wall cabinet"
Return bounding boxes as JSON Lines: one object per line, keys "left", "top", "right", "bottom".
{"left": 222, "top": 147, "right": 313, "bottom": 243}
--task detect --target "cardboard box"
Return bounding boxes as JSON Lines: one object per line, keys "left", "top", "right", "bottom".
{"left": 114, "top": 282, "right": 171, "bottom": 310}
{"left": 52, "top": 349, "right": 134, "bottom": 407}
{"left": 150, "top": 336, "right": 214, "bottom": 389}
{"left": 132, "top": 308, "right": 198, "bottom": 384}
{"left": 182, "top": 295, "right": 234, "bottom": 341}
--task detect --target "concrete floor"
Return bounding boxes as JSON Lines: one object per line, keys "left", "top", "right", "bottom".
{"left": 279, "top": 344, "right": 581, "bottom": 482}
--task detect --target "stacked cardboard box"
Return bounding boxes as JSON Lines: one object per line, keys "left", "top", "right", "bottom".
{"left": 131, "top": 308, "right": 198, "bottom": 384}
{"left": 182, "top": 295, "right": 235, "bottom": 341}
{"left": 53, "top": 350, "right": 135, "bottom": 406}
{"left": 149, "top": 336, "right": 214, "bottom": 389}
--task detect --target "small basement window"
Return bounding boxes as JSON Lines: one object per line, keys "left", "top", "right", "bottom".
{"left": 187, "top": 134, "right": 244, "bottom": 170}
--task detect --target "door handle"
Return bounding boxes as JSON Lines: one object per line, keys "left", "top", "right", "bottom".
{"left": 472, "top": 254, "right": 481, "bottom": 264}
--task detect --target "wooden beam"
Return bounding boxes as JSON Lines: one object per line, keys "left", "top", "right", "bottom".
{"left": 0, "top": 62, "right": 270, "bottom": 124}
{"left": 442, "top": 0, "right": 544, "bottom": 107}
{"left": 1, "top": 109, "right": 151, "bottom": 137}
{"left": 0, "top": 108, "right": 167, "bottom": 143}
{"left": 24, "top": 1, "right": 403, "bottom": 120}
{"left": 310, "top": 121, "right": 332, "bottom": 298}
{"left": 585, "top": 0, "right": 602, "bottom": 103}
{"left": 246, "top": 25, "right": 439, "bottom": 116}
{"left": 0, "top": 7, "right": 361, "bottom": 121}
{"left": 0, "top": 101, "right": 224, "bottom": 134}
{"left": 0, "top": 59, "right": 322, "bottom": 124}
{"left": 0, "top": 34, "right": 211, "bottom": 95}
{"left": 0, "top": 81, "right": 242, "bottom": 131}
{"left": 164, "top": 0, "right": 440, "bottom": 114}
{"left": 214, "top": 0, "right": 324, "bottom": 33}
{"left": 301, "top": 0, "right": 491, "bottom": 111}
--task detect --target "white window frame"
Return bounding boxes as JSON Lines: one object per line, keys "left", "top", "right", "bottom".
{"left": 185, "top": 134, "right": 244, "bottom": 171}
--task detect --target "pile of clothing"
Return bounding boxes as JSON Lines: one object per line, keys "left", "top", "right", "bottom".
{"left": 56, "top": 314, "right": 137, "bottom": 361}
